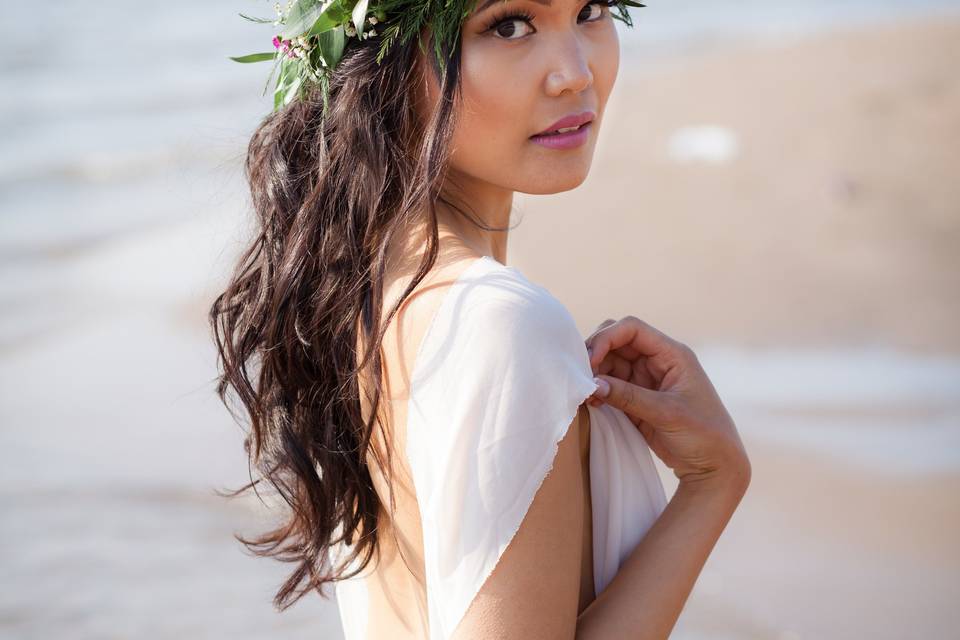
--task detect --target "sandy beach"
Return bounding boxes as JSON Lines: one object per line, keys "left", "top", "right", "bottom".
{"left": 1, "top": 8, "right": 958, "bottom": 639}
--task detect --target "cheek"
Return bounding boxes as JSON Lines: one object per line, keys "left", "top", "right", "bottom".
{"left": 454, "top": 50, "right": 532, "bottom": 152}
{"left": 594, "top": 27, "right": 620, "bottom": 107}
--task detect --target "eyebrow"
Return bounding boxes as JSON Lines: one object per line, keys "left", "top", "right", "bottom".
{"left": 475, "top": 0, "right": 554, "bottom": 14}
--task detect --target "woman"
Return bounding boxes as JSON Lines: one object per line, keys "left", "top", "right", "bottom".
{"left": 211, "top": 1, "right": 751, "bottom": 638}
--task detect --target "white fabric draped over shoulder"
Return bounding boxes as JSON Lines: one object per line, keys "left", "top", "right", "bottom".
{"left": 334, "top": 255, "right": 668, "bottom": 640}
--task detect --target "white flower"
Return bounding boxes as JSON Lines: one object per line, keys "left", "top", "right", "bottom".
{"left": 368, "top": 16, "right": 378, "bottom": 25}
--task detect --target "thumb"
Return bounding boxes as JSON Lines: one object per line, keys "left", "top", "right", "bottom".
{"left": 594, "top": 374, "right": 669, "bottom": 425}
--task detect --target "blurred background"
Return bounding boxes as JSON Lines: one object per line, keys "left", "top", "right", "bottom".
{"left": 1, "top": 1, "right": 958, "bottom": 638}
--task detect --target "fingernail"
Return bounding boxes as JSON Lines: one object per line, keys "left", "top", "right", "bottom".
{"left": 593, "top": 376, "right": 610, "bottom": 398}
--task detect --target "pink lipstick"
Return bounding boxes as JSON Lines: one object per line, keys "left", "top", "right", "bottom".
{"left": 529, "top": 110, "right": 595, "bottom": 150}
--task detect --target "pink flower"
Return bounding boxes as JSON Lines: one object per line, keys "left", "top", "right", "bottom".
{"left": 272, "top": 35, "right": 281, "bottom": 48}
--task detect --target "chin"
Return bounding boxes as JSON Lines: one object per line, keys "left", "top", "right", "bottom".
{"left": 519, "top": 168, "right": 591, "bottom": 195}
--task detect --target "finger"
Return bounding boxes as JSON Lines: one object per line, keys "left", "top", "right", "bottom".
{"left": 585, "top": 319, "right": 617, "bottom": 364}
{"left": 599, "top": 350, "right": 633, "bottom": 381}
{"left": 594, "top": 373, "right": 672, "bottom": 426}
{"left": 588, "top": 316, "right": 678, "bottom": 368}
{"left": 591, "top": 341, "right": 645, "bottom": 364}
{"left": 585, "top": 318, "right": 617, "bottom": 344}
{"left": 597, "top": 347, "right": 661, "bottom": 388}
{"left": 630, "top": 357, "right": 659, "bottom": 390}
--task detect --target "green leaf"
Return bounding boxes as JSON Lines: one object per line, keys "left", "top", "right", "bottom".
{"left": 316, "top": 25, "right": 346, "bottom": 69}
{"left": 319, "top": 0, "right": 353, "bottom": 27}
{"left": 273, "top": 57, "right": 301, "bottom": 110}
{"left": 351, "top": 0, "right": 369, "bottom": 34}
{"left": 282, "top": 0, "right": 337, "bottom": 38}
{"left": 238, "top": 12, "right": 276, "bottom": 24}
{"left": 283, "top": 74, "right": 304, "bottom": 106}
{"left": 229, "top": 52, "right": 277, "bottom": 63}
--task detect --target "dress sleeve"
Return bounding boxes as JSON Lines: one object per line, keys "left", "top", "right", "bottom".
{"left": 405, "top": 277, "right": 600, "bottom": 640}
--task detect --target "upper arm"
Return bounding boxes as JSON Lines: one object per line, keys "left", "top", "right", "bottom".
{"left": 451, "top": 409, "right": 585, "bottom": 640}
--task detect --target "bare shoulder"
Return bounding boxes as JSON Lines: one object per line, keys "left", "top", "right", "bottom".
{"left": 386, "top": 254, "right": 488, "bottom": 358}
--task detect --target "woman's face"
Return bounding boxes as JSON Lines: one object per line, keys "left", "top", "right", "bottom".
{"left": 421, "top": 0, "right": 621, "bottom": 195}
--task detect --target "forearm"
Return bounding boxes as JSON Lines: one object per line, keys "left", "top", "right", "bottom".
{"left": 575, "top": 474, "right": 749, "bottom": 639}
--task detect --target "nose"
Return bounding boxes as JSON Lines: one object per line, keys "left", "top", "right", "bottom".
{"left": 543, "top": 32, "right": 594, "bottom": 97}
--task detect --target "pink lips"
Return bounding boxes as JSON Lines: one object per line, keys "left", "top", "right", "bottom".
{"left": 529, "top": 110, "right": 595, "bottom": 150}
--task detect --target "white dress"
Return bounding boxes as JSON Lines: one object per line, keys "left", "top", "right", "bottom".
{"left": 334, "top": 255, "right": 668, "bottom": 639}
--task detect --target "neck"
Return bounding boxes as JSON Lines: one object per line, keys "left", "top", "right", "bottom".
{"left": 436, "top": 167, "right": 513, "bottom": 265}
{"left": 381, "top": 171, "right": 514, "bottom": 288}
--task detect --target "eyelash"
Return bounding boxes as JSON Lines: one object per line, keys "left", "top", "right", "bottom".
{"left": 481, "top": 0, "right": 618, "bottom": 36}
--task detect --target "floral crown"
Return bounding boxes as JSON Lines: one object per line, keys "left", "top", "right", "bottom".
{"left": 231, "top": 0, "right": 646, "bottom": 114}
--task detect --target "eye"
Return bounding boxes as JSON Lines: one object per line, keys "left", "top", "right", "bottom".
{"left": 482, "top": 1, "right": 617, "bottom": 41}
{"left": 578, "top": 0, "right": 617, "bottom": 23}
{"left": 483, "top": 9, "right": 536, "bottom": 41}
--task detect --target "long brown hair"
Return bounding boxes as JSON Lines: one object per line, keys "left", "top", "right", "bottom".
{"left": 209, "top": 26, "right": 496, "bottom": 610}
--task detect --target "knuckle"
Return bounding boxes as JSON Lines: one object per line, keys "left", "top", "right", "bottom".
{"left": 675, "top": 341, "right": 698, "bottom": 360}
{"left": 624, "top": 315, "right": 669, "bottom": 341}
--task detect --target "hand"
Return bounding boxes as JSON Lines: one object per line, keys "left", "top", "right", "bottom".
{"left": 584, "top": 316, "right": 751, "bottom": 493}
